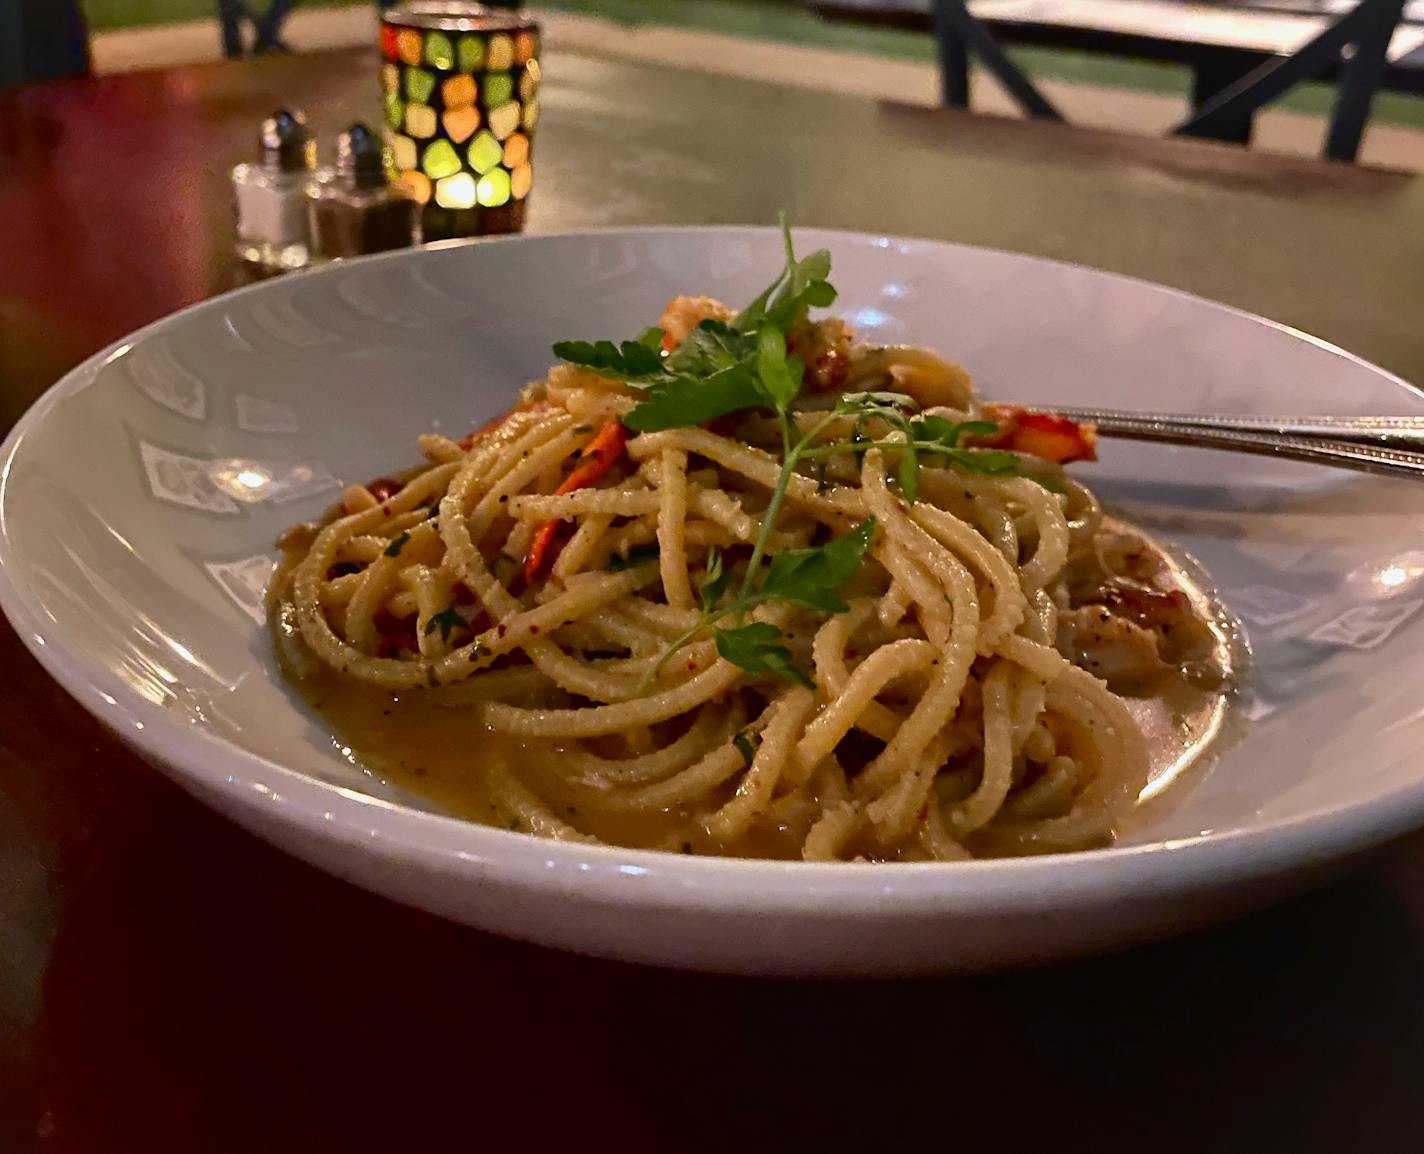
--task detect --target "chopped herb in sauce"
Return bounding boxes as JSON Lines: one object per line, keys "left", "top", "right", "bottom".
{"left": 424, "top": 605, "right": 467, "bottom": 642}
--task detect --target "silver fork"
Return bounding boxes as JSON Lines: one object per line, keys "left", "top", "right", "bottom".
{"left": 1041, "top": 409, "right": 1424, "bottom": 481}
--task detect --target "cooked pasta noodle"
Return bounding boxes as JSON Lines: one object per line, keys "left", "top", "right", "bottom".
{"left": 270, "top": 271, "right": 1231, "bottom": 862}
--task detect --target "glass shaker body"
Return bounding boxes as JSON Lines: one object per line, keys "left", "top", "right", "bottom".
{"left": 306, "top": 174, "right": 418, "bottom": 261}
{"left": 231, "top": 109, "right": 316, "bottom": 271}
{"left": 232, "top": 163, "right": 312, "bottom": 270}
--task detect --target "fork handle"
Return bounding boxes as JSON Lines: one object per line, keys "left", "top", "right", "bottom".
{"left": 1048, "top": 408, "right": 1424, "bottom": 452}
{"left": 1038, "top": 408, "right": 1424, "bottom": 480}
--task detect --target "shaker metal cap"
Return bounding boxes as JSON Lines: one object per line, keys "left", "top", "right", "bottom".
{"left": 336, "top": 122, "right": 389, "bottom": 190}
{"left": 260, "top": 108, "right": 315, "bottom": 173}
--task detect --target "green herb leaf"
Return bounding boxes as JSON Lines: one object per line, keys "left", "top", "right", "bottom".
{"left": 715, "top": 622, "right": 813, "bottom": 688}
{"left": 941, "top": 448, "right": 1024, "bottom": 476}
{"left": 622, "top": 364, "right": 768, "bottom": 433}
{"left": 734, "top": 216, "right": 837, "bottom": 334}
{"left": 699, "top": 547, "right": 731, "bottom": 612}
{"left": 897, "top": 446, "right": 920, "bottom": 504}
{"left": 551, "top": 337, "right": 666, "bottom": 384}
{"left": 732, "top": 732, "right": 755, "bottom": 768}
{"left": 910, "top": 416, "right": 997, "bottom": 449}
{"left": 840, "top": 390, "right": 920, "bottom": 414}
{"left": 757, "top": 519, "right": 876, "bottom": 614}
{"left": 383, "top": 531, "right": 411, "bottom": 558}
{"left": 424, "top": 605, "right": 468, "bottom": 642}
{"left": 664, "top": 319, "right": 754, "bottom": 376}
{"left": 755, "top": 324, "right": 804, "bottom": 410}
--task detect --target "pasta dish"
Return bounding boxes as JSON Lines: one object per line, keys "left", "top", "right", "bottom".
{"left": 271, "top": 226, "right": 1231, "bottom": 861}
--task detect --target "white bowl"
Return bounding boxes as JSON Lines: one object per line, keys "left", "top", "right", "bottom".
{"left": 4, "top": 227, "right": 1424, "bottom": 976}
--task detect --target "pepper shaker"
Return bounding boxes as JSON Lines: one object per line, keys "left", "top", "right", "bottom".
{"left": 231, "top": 109, "right": 317, "bottom": 271}
{"left": 305, "top": 123, "right": 418, "bottom": 261}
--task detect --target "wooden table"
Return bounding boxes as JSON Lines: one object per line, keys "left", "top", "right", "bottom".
{"left": 3, "top": 48, "right": 1424, "bottom": 1152}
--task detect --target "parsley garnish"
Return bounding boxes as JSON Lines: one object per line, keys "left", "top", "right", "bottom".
{"left": 623, "top": 363, "right": 766, "bottom": 433}
{"left": 640, "top": 518, "right": 875, "bottom": 689}
{"left": 383, "top": 531, "right": 411, "bottom": 558}
{"left": 732, "top": 732, "right": 756, "bottom": 768}
{"left": 734, "top": 223, "right": 837, "bottom": 332}
{"left": 759, "top": 520, "right": 875, "bottom": 614}
{"left": 800, "top": 400, "right": 1018, "bottom": 503}
{"left": 553, "top": 216, "right": 834, "bottom": 436}
{"left": 557, "top": 216, "right": 1043, "bottom": 689}
{"left": 549, "top": 326, "right": 664, "bottom": 383}
{"left": 716, "top": 625, "right": 813, "bottom": 689}
{"left": 424, "top": 605, "right": 468, "bottom": 642}
{"left": 699, "top": 547, "right": 731, "bottom": 612}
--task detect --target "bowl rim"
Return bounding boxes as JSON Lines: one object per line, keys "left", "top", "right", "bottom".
{"left": 4, "top": 223, "right": 1424, "bottom": 913}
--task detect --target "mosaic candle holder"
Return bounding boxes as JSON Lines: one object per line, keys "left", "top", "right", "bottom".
{"left": 380, "top": 3, "right": 540, "bottom": 241}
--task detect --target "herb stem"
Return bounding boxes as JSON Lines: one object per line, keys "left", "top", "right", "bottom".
{"left": 636, "top": 607, "right": 735, "bottom": 693}
{"left": 799, "top": 437, "right": 952, "bottom": 460}
{"left": 734, "top": 410, "right": 841, "bottom": 618}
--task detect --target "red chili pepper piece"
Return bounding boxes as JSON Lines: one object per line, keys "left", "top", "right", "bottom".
{"left": 367, "top": 476, "right": 404, "bottom": 503}
{"left": 523, "top": 421, "right": 629, "bottom": 582}
{"left": 523, "top": 520, "right": 564, "bottom": 584}
{"left": 554, "top": 421, "right": 628, "bottom": 496}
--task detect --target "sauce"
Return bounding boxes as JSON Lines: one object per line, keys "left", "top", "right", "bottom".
{"left": 275, "top": 522, "right": 1242, "bottom": 858}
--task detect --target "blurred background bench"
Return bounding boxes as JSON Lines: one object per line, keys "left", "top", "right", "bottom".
{"left": 809, "top": 0, "right": 1424, "bottom": 154}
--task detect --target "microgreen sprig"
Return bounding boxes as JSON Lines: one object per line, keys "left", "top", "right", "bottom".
{"left": 554, "top": 217, "right": 1041, "bottom": 689}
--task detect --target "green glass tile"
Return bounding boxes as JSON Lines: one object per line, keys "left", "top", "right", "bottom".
{"left": 422, "top": 138, "right": 462, "bottom": 180}
{"left": 383, "top": 92, "right": 404, "bottom": 130}
{"left": 457, "top": 34, "right": 485, "bottom": 74}
{"left": 404, "top": 66, "right": 436, "bottom": 104}
{"left": 467, "top": 131, "right": 503, "bottom": 174}
{"left": 477, "top": 167, "right": 511, "bottom": 208}
{"left": 424, "top": 30, "right": 455, "bottom": 71}
{"left": 483, "top": 71, "right": 514, "bottom": 109}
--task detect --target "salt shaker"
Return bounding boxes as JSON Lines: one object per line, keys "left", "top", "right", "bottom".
{"left": 231, "top": 109, "right": 317, "bottom": 271}
{"left": 305, "top": 123, "right": 418, "bottom": 261}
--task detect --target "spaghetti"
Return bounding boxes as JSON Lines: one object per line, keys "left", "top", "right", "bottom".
{"left": 271, "top": 238, "right": 1225, "bottom": 861}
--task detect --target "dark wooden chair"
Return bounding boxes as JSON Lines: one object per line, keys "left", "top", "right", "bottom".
{"left": 217, "top": 0, "right": 301, "bottom": 58}
{"left": 0, "top": 0, "right": 89, "bottom": 89}
{"left": 931, "top": 0, "right": 1409, "bottom": 161}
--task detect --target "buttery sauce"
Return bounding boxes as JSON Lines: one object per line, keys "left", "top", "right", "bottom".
{"left": 1096, "top": 519, "right": 1244, "bottom": 808}
{"left": 275, "top": 522, "right": 1242, "bottom": 857}
{"left": 284, "top": 665, "right": 737, "bottom": 852}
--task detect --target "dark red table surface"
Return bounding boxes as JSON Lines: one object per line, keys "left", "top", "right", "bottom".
{"left": 3, "top": 48, "right": 1424, "bottom": 1154}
